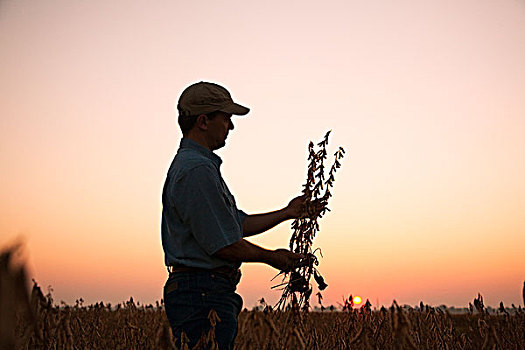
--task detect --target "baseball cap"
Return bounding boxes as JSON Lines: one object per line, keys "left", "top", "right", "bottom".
{"left": 177, "top": 81, "right": 250, "bottom": 117}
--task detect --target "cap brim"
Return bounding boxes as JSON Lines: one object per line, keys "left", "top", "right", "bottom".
{"left": 219, "top": 102, "right": 250, "bottom": 116}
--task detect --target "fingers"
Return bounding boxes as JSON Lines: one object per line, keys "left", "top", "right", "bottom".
{"left": 283, "top": 252, "right": 303, "bottom": 271}
{"left": 292, "top": 258, "right": 310, "bottom": 269}
{"left": 293, "top": 252, "right": 305, "bottom": 260}
{"left": 273, "top": 249, "right": 316, "bottom": 271}
{"left": 314, "top": 199, "right": 327, "bottom": 208}
{"left": 285, "top": 252, "right": 305, "bottom": 271}
{"left": 287, "top": 252, "right": 314, "bottom": 270}
{"left": 304, "top": 198, "right": 327, "bottom": 216}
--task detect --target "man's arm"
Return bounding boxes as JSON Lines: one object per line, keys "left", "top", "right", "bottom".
{"left": 242, "top": 195, "right": 326, "bottom": 237}
{"left": 241, "top": 195, "right": 305, "bottom": 237}
{"left": 214, "top": 238, "right": 304, "bottom": 271}
{"left": 241, "top": 209, "right": 291, "bottom": 237}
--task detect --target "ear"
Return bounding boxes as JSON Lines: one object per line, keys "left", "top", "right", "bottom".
{"left": 195, "top": 114, "right": 208, "bottom": 131}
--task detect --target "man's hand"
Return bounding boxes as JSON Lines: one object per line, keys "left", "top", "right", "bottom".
{"left": 267, "top": 249, "right": 307, "bottom": 271}
{"left": 241, "top": 195, "right": 327, "bottom": 238}
{"left": 284, "top": 195, "right": 327, "bottom": 219}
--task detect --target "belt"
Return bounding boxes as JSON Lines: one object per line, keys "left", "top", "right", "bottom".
{"left": 167, "top": 264, "right": 242, "bottom": 285}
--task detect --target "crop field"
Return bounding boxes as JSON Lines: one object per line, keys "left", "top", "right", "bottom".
{"left": 2, "top": 247, "right": 525, "bottom": 349}
{"left": 2, "top": 281, "right": 523, "bottom": 349}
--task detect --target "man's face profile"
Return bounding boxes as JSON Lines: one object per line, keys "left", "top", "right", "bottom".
{"left": 205, "top": 112, "right": 234, "bottom": 150}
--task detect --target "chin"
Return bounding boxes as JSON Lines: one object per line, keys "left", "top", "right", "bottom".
{"left": 213, "top": 141, "right": 226, "bottom": 150}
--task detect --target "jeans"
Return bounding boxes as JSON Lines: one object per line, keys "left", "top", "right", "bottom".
{"left": 164, "top": 271, "right": 243, "bottom": 350}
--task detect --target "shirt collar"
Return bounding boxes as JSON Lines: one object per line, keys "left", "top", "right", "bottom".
{"left": 179, "top": 138, "right": 223, "bottom": 168}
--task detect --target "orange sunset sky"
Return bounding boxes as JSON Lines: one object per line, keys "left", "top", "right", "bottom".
{"left": 1, "top": 0, "right": 524, "bottom": 308}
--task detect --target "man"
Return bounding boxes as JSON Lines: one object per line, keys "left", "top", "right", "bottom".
{"left": 161, "top": 82, "right": 309, "bottom": 349}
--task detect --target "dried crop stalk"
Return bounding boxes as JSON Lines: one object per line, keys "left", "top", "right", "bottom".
{"left": 276, "top": 131, "right": 345, "bottom": 310}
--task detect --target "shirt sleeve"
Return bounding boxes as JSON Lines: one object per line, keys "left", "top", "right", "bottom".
{"left": 237, "top": 209, "right": 248, "bottom": 225}
{"left": 175, "top": 164, "right": 243, "bottom": 255}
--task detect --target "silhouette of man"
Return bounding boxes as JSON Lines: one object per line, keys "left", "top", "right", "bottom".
{"left": 161, "top": 82, "right": 308, "bottom": 349}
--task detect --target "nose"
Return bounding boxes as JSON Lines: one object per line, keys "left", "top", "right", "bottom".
{"left": 229, "top": 119, "right": 234, "bottom": 130}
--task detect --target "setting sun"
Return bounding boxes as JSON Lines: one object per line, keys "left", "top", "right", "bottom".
{"left": 353, "top": 296, "right": 362, "bottom": 305}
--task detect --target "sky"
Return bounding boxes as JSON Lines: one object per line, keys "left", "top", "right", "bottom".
{"left": 1, "top": 0, "right": 524, "bottom": 308}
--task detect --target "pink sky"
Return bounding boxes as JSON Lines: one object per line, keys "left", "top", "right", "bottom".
{"left": 1, "top": 0, "right": 524, "bottom": 308}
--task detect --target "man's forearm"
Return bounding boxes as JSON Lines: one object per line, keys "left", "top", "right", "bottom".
{"left": 214, "top": 239, "right": 303, "bottom": 271}
{"left": 214, "top": 239, "right": 272, "bottom": 263}
{"left": 241, "top": 209, "right": 292, "bottom": 237}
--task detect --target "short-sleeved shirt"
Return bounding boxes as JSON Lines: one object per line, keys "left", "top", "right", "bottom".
{"left": 161, "top": 138, "right": 247, "bottom": 269}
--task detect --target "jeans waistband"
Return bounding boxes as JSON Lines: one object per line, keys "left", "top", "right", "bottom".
{"left": 167, "top": 264, "right": 242, "bottom": 285}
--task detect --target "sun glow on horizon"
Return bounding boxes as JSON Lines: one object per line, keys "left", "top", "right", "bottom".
{"left": 353, "top": 296, "right": 362, "bottom": 305}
